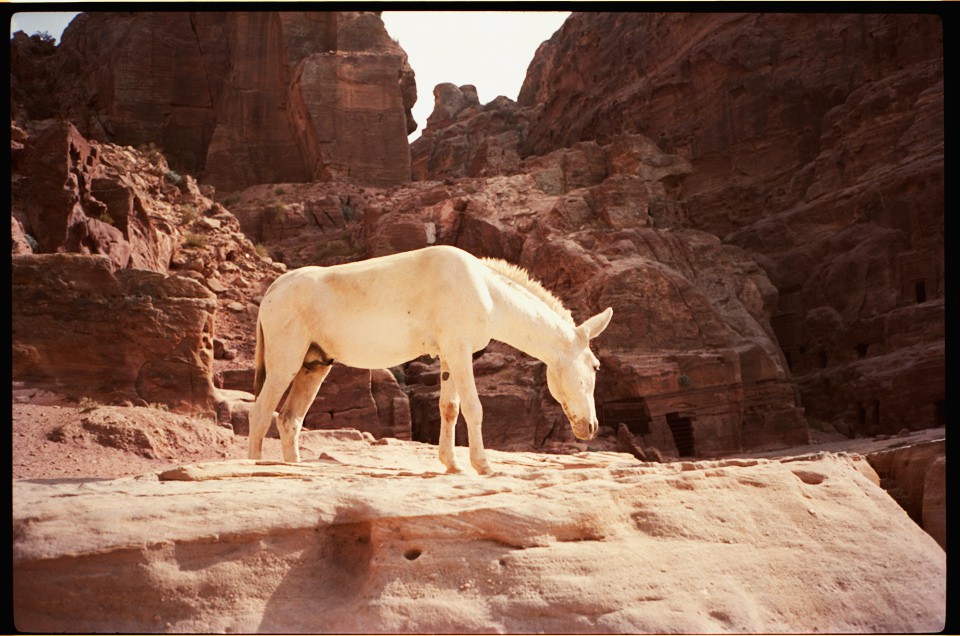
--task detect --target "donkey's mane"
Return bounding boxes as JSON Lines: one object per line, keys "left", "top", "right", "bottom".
{"left": 481, "top": 258, "right": 574, "bottom": 326}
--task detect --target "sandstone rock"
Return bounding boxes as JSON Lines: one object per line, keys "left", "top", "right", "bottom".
{"left": 218, "top": 367, "right": 257, "bottom": 393}
{"left": 197, "top": 136, "right": 806, "bottom": 456}
{"left": 14, "top": 121, "right": 170, "bottom": 271}
{"left": 411, "top": 91, "right": 528, "bottom": 180}
{"left": 616, "top": 422, "right": 647, "bottom": 460}
{"left": 12, "top": 254, "right": 218, "bottom": 413}
{"left": 13, "top": 11, "right": 942, "bottom": 468}
{"left": 353, "top": 163, "right": 806, "bottom": 455}
{"left": 516, "top": 228, "right": 806, "bottom": 456}
{"left": 427, "top": 82, "right": 480, "bottom": 127}
{"left": 12, "top": 439, "right": 945, "bottom": 633}
{"left": 216, "top": 365, "right": 411, "bottom": 442}
{"left": 288, "top": 50, "right": 412, "bottom": 187}
{"left": 921, "top": 455, "right": 946, "bottom": 550}
{"left": 12, "top": 11, "right": 416, "bottom": 193}
{"left": 516, "top": 12, "right": 944, "bottom": 436}
{"left": 10, "top": 121, "right": 208, "bottom": 274}
{"left": 866, "top": 438, "right": 945, "bottom": 548}
{"left": 9, "top": 121, "right": 296, "bottom": 422}
{"left": 47, "top": 404, "right": 234, "bottom": 460}
{"left": 226, "top": 182, "right": 370, "bottom": 268}
{"left": 302, "top": 365, "right": 379, "bottom": 433}
{"left": 11, "top": 215, "right": 34, "bottom": 254}
{"left": 409, "top": 356, "right": 553, "bottom": 452}
{"left": 370, "top": 368, "right": 412, "bottom": 440}
{"left": 213, "top": 387, "right": 257, "bottom": 434}
{"left": 524, "top": 140, "right": 609, "bottom": 195}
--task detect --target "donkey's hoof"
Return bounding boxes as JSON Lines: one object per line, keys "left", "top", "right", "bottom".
{"left": 445, "top": 463, "right": 464, "bottom": 474}
{"left": 473, "top": 462, "right": 494, "bottom": 476}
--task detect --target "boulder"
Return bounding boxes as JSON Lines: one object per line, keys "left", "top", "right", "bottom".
{"left": 12, "top": 438, "right": 945, "bottom": 633}
{"left": 12, "top": 254, "right": 218, "bottom": 413}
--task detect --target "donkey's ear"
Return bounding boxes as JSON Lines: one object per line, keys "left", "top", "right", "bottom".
{"left": 577, "top": 307, "right": 613, "bottom": 343}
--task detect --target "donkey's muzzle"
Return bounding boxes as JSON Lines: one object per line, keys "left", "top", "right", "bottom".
{"left": 572, "top": 418, "right": 599, "bottom": 441}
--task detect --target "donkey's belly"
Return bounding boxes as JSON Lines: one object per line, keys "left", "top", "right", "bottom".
{"left": 314, "top": 313, "right": 440, "bottom": 370}
{"left": 305, "top": 255, "right": 492, "bottom": 368}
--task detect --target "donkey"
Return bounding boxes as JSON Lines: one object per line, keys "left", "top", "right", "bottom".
{"left": 249, "top": 245, "right": 613, "bottom": 474}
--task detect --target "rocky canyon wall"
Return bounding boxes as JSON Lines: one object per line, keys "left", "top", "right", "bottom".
{"left": 413, "top": 12, "right": 944, "bottom": 440}
{"left": 10, "top": 11, "right": 416, "bottom": 193}
{"left": 9, "top": 11, "right": 944, "bottom": 455}
{"left": 516, "top": 13, "right": 944, "bottom": 436}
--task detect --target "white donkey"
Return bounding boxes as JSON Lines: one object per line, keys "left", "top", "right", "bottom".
{"left": 249, "top": 245, "right": 613, "bottom": 474}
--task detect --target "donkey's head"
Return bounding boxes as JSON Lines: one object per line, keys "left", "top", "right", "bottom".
{"left": 546, "top": 307, "right": 613, "bottom": 441}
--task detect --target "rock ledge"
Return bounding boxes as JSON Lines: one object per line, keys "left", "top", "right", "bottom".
{"left": 13, "top": 431, "right": 945, "bottom": 633}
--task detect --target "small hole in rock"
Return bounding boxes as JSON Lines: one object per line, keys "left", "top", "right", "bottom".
{"left": 404, "top": 548, "right": 422, "bottom": 561}
{"left": 792, "top": 469, "right": 827, "bottom": 485}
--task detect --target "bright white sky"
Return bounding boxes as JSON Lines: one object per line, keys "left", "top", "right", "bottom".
{"left": 381, "top": 11, "right": 569, "bottom": 138}
{"left": 9, "top": 10, "right": 569, "bottom": 140}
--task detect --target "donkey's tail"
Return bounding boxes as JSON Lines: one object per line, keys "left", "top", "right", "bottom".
{"left": 253, "top": 317, "right": 266, "bottom": 397}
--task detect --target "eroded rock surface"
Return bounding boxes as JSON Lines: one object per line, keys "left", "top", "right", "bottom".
{"left": 409, "top": 12, "right": 943, "bottom": 440}
{"left": 11, "top": 11, "right": 416, "bottom": 192}
{"left": 8, "top": 11, "right": 943, "bottom": 467}
{"left": 12, "top": 254, "right": 218, "bottom": 412}
{"left": 867, "top": 439, "right": 946, "bottom": 550}
{"left": 13, "top": 432, "right": 945, "bottom": 633}
{"left": 515, "top": 12, "right": 944, "bottom": 436}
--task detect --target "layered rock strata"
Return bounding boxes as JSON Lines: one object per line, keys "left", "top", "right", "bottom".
{"left": 415, "top": 12, "right": 944, "bottom": 438}
{"left": 10, "top": 11, "right": 416, "bottom": 192}
{"left": 520, "top": 13, "right": 944, "bottom": 436}
{"left": 12, "top": 253, "right": 218, "bottom": 412}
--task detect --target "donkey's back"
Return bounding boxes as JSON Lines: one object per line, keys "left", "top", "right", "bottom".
{"left": 258, "top": 246, "right": 495, "bottom": 370}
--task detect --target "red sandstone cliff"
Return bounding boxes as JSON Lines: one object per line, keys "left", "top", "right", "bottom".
{"left": 414, "top": 12, "right": 944, "bottom": 439}
{"left": 10, "top": 11, "right": 416, "bottom": 193}
{"left": 7, "top": 15, "right": 948, "bottom": 630}
{"left": 9, "top": 11, "right": 944, "bottom": 455}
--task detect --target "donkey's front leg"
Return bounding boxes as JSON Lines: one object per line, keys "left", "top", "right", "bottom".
{"left": 438, "top": 358, "right": 463, "bottom": 473}
{"left": 445, "top": 349, "right": 492, "bottom": 475}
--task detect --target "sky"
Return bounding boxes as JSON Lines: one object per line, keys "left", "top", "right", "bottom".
{"left": 9, "top": 10, "right": 570, "bottom": 140}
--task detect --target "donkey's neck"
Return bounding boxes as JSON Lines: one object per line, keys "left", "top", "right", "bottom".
{"left": 487, "top": 275, "right": 577, "bottom": 366}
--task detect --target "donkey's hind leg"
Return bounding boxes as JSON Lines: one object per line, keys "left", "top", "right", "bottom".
{"left": 249, "top": 341, "right": 306, "bottom": 460}
{"left": 249, "top": 371, "right": 293, "bottom": 460}
{"left": 276, "top": 362, "right": 331, "bottom": 463}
